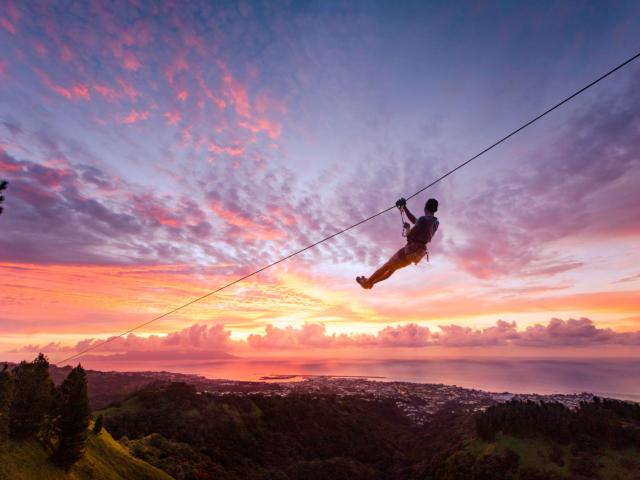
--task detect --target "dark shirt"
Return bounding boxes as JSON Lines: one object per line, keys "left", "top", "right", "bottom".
{"left": 407, "top": 215, "right": 439, "bottom": 246}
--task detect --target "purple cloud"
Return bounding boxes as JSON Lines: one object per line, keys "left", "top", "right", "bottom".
{"left": 445, "top": 70, "right": 640, "bottom": 278}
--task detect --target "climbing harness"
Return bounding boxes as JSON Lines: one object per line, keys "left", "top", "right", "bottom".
{"left": 396, "top": 198, "right": 429, "bottom": 263}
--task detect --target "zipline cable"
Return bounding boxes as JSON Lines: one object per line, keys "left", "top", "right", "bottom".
{"left": 54, "top": 49, "right": 640, "bottom": 366}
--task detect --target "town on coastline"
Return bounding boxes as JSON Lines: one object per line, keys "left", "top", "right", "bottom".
{"left": 65, "top": 366, "right": 597, "bottom": 426}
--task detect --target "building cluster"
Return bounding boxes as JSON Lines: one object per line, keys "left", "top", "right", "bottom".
{"left": 195, "top": 376, "right": 596, "bottom": 425}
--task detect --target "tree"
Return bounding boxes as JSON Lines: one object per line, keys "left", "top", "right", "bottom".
{"left": 0, "top": 363, "right": 14, "bottom": 442}
{"left": 9, "top": 354, "right": 55, "bottom": 439}
{"left": 93, "top": 414, "right": 103, "bottom": 435}
{"left": 53, "top": 364, "right": 90, "bottom": 470}
{"left": 0, "top": 179, "right": 7, "bottom": 215}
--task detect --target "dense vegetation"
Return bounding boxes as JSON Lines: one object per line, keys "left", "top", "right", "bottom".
{"left": 476, "top": 397, "right": 640, "bottom": 448}
{"left": 0, "top": 355, "right": 169, "bottom": 479}
{"left": 0, "top": 427, "right": 172, "bottom": 480}
{"left": 428, "top": 398, "right": 640, "bottom": 480}
{"left": 1, "top": 355, "right": 90, "bottom": 470}
{"left": 102, "top": 382, "right": 640, "bottom": 480}
{"left": 103, "top": 382, "right": 413, "bottom": 479}
{"left": 4, "top": 360, "right": 639, "bottom": 479}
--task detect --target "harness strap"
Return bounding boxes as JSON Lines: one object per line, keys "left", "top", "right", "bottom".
{"left": 398, "top": 207, "right": 410, "bottom": 237}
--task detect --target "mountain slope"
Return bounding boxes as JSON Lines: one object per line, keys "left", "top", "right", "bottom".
{"left": 0, "top": 427, "right": 173, "bottom": 480}
{"left": 430, "top": 433, "right": 640, "bottom": 480}
{"left": 99, "top": 382, "right": 640, "bottom": 480}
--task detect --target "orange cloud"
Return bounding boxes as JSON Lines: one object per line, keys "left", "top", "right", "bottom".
{"left": 371, "top": 288, "right": 640, "bottom": 324}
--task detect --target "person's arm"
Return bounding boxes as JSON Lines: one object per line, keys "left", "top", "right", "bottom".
{"left": 403, "top": 205, "right": 417, "bottom": 224}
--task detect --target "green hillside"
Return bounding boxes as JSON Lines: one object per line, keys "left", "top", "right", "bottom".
{"left": 0, "top": 427, "right": 173, "bottom": 480}
{"left": 98, "top": 383, "right": 640, "bottom": 480}
{"left": 443, "top": 433, "right": 640, "bottom": 479}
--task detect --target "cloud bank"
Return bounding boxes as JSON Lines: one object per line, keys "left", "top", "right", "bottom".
{"left": 17, "top": 318, "right": 640, "bottom": 362}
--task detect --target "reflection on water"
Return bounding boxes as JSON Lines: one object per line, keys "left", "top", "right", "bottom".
{"left": 89, "top": 357, "right": 640, "bottom": 401}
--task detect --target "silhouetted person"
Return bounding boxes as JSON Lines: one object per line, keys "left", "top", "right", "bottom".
{"left": 357, "top": 198, "right": 439, "bottom": 289}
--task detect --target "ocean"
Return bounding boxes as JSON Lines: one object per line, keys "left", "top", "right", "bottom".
{"left": 92, "top": 357, "right": 640, "bottom": 402}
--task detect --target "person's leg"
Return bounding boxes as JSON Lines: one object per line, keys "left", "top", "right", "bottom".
{"left": 357, "top": 246, "right": 411, "bottom": 289}
{"left": 367, "top": 257, "right": 410, "bottom": 287}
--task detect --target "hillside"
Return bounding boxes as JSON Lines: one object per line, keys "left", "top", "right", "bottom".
{"left": 99, "top": 382, "right": 640, "bottom": 480}
{"left": 0, "top": 426, "right": 173, "bottom": 480}
{"left": 429, "top": 434, "right": 640, "bottom": 480}
{"left": 100, "top": 382, "right": 415, "bottom": 479}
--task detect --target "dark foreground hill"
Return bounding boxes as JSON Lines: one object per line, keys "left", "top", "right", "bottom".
{"left": 100, "top": 382, "right": 640, "bottom": 480}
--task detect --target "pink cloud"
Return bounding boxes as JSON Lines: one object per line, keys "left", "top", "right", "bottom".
{"left": 268, "top": 206, "right": 296, "bottom": 226}
{"left": 166, "top": 56, "right": 188, "bottom": 86}
{"left": 164, "top": 110, "right": 182, "bottom": 125}
{"left": 239, "top": 118, "right": 282, "bottom": 140}
{"left": 25, "top": 324, "right": 233, "bottom": 357}
{"left": 122, "top": 53, "right": 141, "bottom": 70}
{"left": 26, "top": 318, "right": 640, "bottom": 359}
{"left": 209, "top": 199, "right": 285, "bottom": 241}
{"left": 209, "top": 200, "right": 254, "bottom": 228}
{"left": 37, "top": 70, "right": 90, "bottom": 100}
{"left": 0, "top": 146, "right": 222, "bottom": 266}
{"left": 445, "top": 77, "right": 640, "bottom": 279}
{"left": 517, "top": 318, "right": 631, "bottom": 347}
{"left": 0, "top": 1, "right": 21, "bottom": 34}
{"left": 436, "top": 320, "right": 520, "bottom": 347}
{"left": 255, "top": 92, "right": 287, "bottom": 116}
{"left": 221, "top": 65, "right": 250, "bottom": 117}
{"left": 34, "top": 41, "right": 47, "bottom": 57}
{"left": 196, "top": 73, "right": 226, "bottom": 110}
{"left": 60, "top": 44, "right": 75, "bottom": 62}
{"left": 131, "top": 193, "right": 185, "bottom": 228}
{"left": 93, "top": 80, "right": 140, "bottom": 102}
{"left": 118, "top": 78, "right": 140, "bottom": 100}
{"left": 376, "top": 323, "right": 432, "bottom": 347}
{"left": 122, "top": 109, "right": 150, "bottom": 124}
{"left": 207, "top": 141, "right": 244, "bottom": 157}
{"left": 132, "top": 193, "right": 211, "bottom": 238}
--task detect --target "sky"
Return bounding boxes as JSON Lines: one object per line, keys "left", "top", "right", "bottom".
{"left": 1, "top": 0, "right": 640, "bottom": 370}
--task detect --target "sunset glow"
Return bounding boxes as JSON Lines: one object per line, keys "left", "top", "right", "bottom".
{"left": 1, "top": 1, "right": 640, "bottom": 371}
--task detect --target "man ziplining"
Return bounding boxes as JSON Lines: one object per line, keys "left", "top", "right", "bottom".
{"left": 53, "top": 50, "right": 640, "bottom": 364}
{"left": 357, "top": 197, "right": 439, "bottom": 289}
